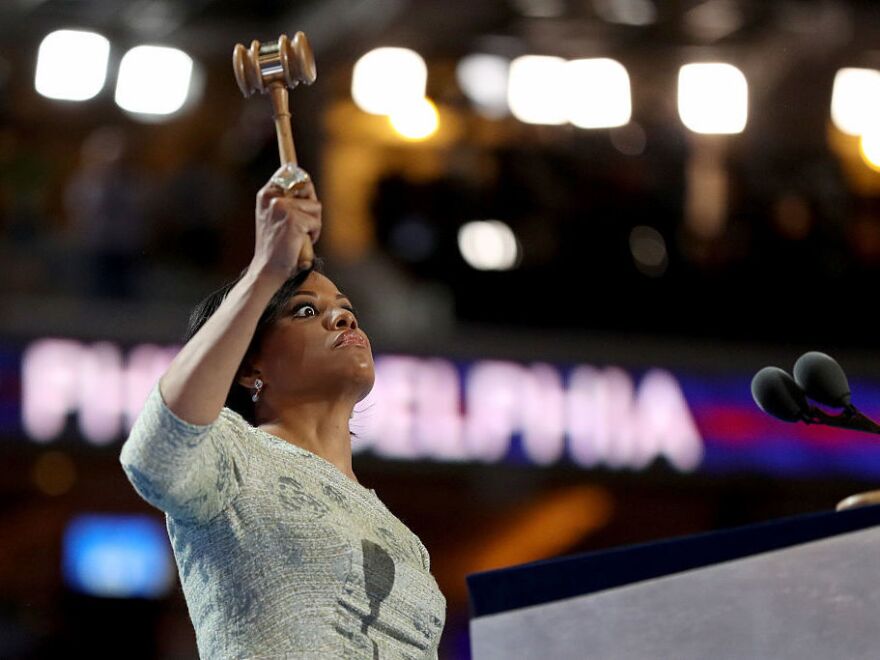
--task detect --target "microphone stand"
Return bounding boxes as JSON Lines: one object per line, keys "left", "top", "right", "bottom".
{"left": 802, "top": 406, "right": 880, "bottom": 435}
{"left": 805, "top": 406, "right": 880, "bottom": 511}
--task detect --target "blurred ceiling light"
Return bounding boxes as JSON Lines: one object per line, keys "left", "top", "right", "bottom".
{"left": 683, "top": 0, "right": 744, "bottom": 42}
{"left": 388, "top": 97, "right": 439, "bottom": 140}
{"left": 456, "top": 53, "right": 510, "bottom": 118}
{"left": 677, "top": 62, "right": 748, "bottom": 134}
{"left": 860, "top": 128, "right": 880, "bottom": 172}
{"left": 629, "top": 225, "right": 668, "bottom": 276}
{"left": 592, "top": 0, "right": 657, "bottom": 26}
{"left": 508, "top": 55, "right": 568, "bottom": 125}
{"left": 114, "top": 45, "right": 193, "bottom": 116}
{"left": 352, "top": 47, "right": 427, "bottom": 115}
{"left": 566, "top": 58, "right": 631, "bottom": 129}
{"left": 831, "top": 68, "right": 880, "bottom": 136}
{"left": 34, "top": 29, "right": 110, "bottom": 101}
{"left": 458, "top": 220, "right": 521, "bottom": 270}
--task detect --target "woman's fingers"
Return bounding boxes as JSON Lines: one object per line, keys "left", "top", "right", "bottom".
{"left": 293, "top": 198, "right": 321, "bottom": 215}
{"left": 292, "top": 179, "right": 317, "bottom": 200}
{"left": 266, "top": 197, "right": 321, "bottom": 244}
{"left": 257, "top": 188, "right": 285, "bottom": 217}
{"left": 256, "top": 179, "right": 315, "bottom": 210}
{"left": 267, "top": 196, "right": 287, "bottom": 222}
{"left": 265, "top": 196, "right": 321, "bottom": 224}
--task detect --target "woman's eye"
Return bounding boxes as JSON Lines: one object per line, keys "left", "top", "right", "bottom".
{"left": 292, "top": 303, "right": 318, "bottom": 317}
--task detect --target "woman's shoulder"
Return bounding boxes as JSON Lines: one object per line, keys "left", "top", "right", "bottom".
{"left": 217, "top": 405, "right": 250, "bottom": 431}
{"left": 139, "top": 381, "right": 252, "bottom": 439}
{"left": 212, "top": 406, "right": 266, "bottom": 454}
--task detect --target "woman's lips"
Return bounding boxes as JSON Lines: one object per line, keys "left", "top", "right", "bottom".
{"left": 335, "top": 333, "right": 367, "bottom": 348}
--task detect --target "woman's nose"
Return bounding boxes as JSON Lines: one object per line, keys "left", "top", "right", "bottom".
{"left": 331, "top": 307, "right": 357, "bottom": 329}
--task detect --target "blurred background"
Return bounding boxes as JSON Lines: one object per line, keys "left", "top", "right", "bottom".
{"left": 3, "top": 0, "right": 880, "bottom": 657}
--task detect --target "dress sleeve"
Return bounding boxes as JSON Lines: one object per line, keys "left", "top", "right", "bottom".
{"left": 414, "top": 534, "right": 431, "bottom": 572}
{"left": 119, "top": 380, "right": 250, "bottom": 523}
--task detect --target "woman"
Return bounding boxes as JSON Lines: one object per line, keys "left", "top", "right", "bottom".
{"left": 119, "top": 169, "right": 447, "bottom": 658}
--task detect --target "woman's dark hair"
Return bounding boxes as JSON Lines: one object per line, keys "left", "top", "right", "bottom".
{"left": 183, "top": 257, "right": 324, "bottom": 425}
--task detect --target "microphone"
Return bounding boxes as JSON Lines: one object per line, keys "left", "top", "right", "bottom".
{"left": 750, "top": 367, "right": 810, "bottom": 422}
{"left": 792, "top": 351, "right": 851, "bottom": 409}
{"left": 751, "top": 352, "right": 880, "bottom": 435}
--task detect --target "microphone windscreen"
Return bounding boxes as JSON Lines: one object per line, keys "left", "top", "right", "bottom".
{"left": 751, "top": 367, "right": 809, "bottom": 422}
{"left": 793, "top": 351, "right": 851, "bottom": 408}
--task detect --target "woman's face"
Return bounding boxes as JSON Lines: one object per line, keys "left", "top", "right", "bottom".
{"left": 250, "top": 271, "right": 375, "bottom": 406}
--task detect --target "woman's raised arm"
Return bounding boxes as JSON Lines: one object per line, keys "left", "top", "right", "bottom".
{"left": 160, "top": 176, "right": 321, "bottom": 425}
{"left": 119, "top": 173, "right": 321, "bottom": 521}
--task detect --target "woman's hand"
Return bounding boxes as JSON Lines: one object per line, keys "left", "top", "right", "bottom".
{"left": 251, "top": 169, "right": 321, "bottom": 283}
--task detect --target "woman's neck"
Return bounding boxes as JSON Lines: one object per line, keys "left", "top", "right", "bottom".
{"left": 257, "top": 398, "right": 359, "bottom": 483}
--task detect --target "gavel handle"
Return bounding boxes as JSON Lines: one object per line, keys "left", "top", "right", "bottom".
{"left": 267, "top": 81, "right": 313, "bottom": 269}
{"left": 268, "top": 82, "right": 298, "bottom": 165}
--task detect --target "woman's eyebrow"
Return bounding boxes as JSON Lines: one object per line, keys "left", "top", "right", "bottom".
{"left": 292, "top": 290, "right": 350, "bottom": 300}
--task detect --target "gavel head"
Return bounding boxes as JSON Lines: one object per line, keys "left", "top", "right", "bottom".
{"left": 233, "top": 32, "right": 317, "bottom": 97}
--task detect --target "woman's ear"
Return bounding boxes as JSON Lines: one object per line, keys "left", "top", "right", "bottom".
{"left": 236, "top": 355, "right": 262, "bottom": 389}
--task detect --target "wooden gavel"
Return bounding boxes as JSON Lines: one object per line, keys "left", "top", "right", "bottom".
{"left": 233, "top": 32, "right": 317, "bottom": 268}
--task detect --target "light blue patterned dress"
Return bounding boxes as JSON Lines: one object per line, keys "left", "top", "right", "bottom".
{"left": 120, "top": 382, "right": 446, "bottom": 658}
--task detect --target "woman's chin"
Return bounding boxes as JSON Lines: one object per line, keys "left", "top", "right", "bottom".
{"left": 333, "top": 361, "right": 374, "bottom": 401}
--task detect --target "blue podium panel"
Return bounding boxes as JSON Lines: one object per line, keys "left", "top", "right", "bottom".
{"left": 467, "top": 506, "right": 880, "bottom": 660}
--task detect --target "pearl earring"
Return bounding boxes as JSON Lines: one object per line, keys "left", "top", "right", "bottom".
{"left": 252, "top": 378, "right": 263, "bottom": 403}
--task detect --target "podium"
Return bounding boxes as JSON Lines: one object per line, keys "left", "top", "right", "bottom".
{"left": 467, "top": 505, "right": 880, "bottom": 659}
